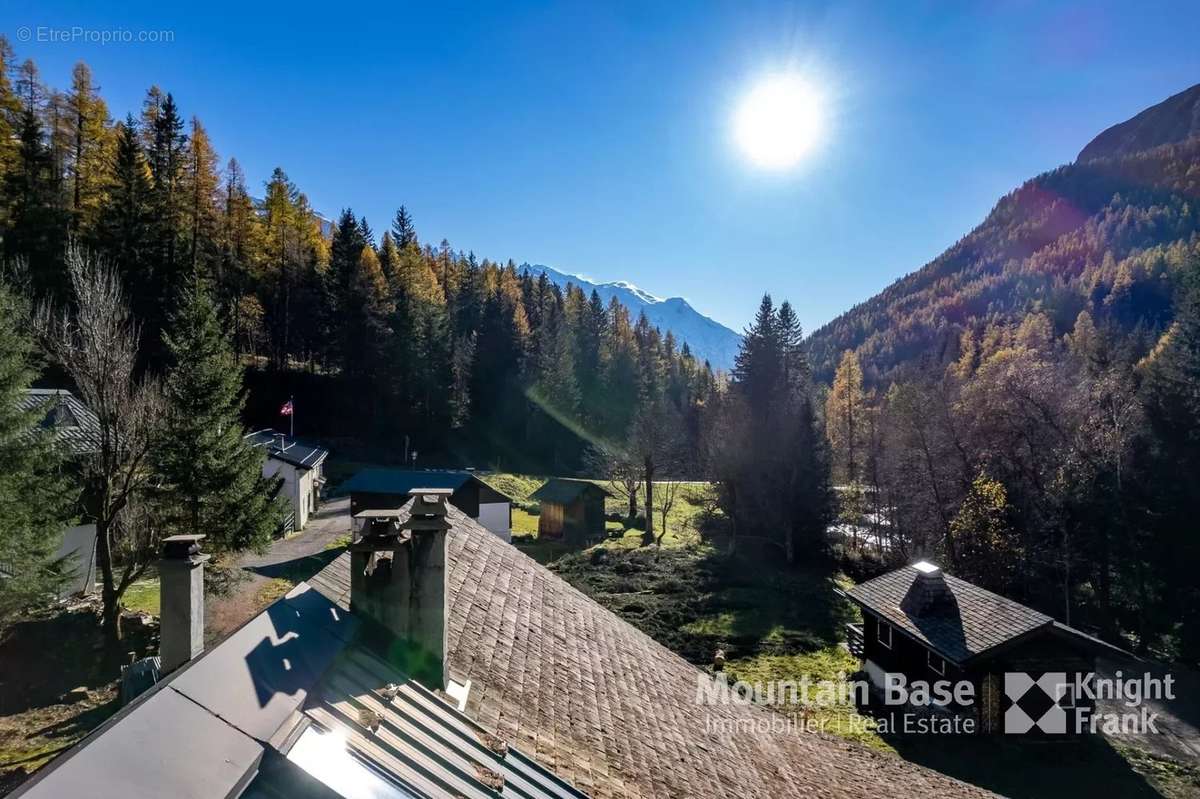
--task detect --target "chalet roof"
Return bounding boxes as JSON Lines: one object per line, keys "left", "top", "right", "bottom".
{"left": 308, "top": 508, "right": 994, "bottom": 799}
{"left": 14, "top": 579, "right": 580, "bottom": 799}
{"left": 844, "top": 565, "right": 1057, "bottom": 664}
{"left": 17, "top": 511, "right": 993, "bottom": 799}
{"left": 244, "top": 429, "right": 328, "bottom": 470}
{"left": 341, "top": 469, "right": 512, "bottom": 503}
{"left": 18, "top": 389, "right": 100, "bottom": 456}
{"left": 529, "top": 477, "right": 611, "bottom": 506}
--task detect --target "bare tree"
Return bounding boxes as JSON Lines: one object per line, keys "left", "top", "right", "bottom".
{"left": 654, "top": 477, "right": 684, "bottom": 547}
{"left": 37, "top": 246, "right": 164, "bottom": 646}
{"left": 584, "top": 442, "right": 640, "bottom": 522}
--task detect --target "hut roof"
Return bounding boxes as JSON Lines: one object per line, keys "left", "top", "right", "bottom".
{"left": 529, "top": 478, "right": 611, "bottom": 505}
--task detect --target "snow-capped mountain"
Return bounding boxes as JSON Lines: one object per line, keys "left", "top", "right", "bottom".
{"left": 520, "top": 264, "right": 741, "bottom": 371}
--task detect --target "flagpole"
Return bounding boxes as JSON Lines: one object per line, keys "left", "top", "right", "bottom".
{"left": 290, "top": 395, "right": 294, "bottom": 439}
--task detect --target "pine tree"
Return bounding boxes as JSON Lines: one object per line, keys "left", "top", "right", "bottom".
{"left": 0, "top": 277, "right": 75, "bottom": 624}
{"left": 826, "top": 349, "right": 866, "bottom": 484}
{"left": 217, "top": 158, "right": 265, "bottom": 354}
{"left": 184, "top": 116, "right": 220, "bottom": 274}
{"left": 96, "top": 116, "right": 153, "bottom": 291}
{"left": 144, "top": 89, "right": 187, "bottom": 344}
{"left": 65, "top": 61, "right": 111, "bottom": 237}
{"left": 3, "top": 59, "right": 64, "bottom": 298}
{"left": 733, "top": 294, "right": 782, "bottom": 412}
{"left": 156, "top": 279, "right": 283, "bottom": 554}
{"left": 0, "top": 38, "right": 22, "bottom": 223}
{"left": 392, "top": 205, "right": 417, "bottom": 249}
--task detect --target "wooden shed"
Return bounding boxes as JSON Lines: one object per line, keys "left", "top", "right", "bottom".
{"left": 841, "top": 561, "right": 1133, "bottom": 735}
{"left": 530, "top": 479, "right": 611, "bottom": 545}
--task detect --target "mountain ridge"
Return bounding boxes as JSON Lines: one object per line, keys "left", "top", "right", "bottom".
{"left": 519, "top": 264, "right": 742, "bottom": 371}
{"left": 806, "top": 83, "right": 1200, "bottom": 384}
{"left": 1077, "top": 82, "right": 1200, "bottom": 162}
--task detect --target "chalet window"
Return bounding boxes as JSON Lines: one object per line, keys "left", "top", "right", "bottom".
{"left": 927, "top": 651, "right": 946, "bottom": 676}
{"left": 877, "top": 619, "right": 893, "bottom": 649}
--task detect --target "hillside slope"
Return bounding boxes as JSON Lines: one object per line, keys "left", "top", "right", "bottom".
{"left": 520, "top": 264, "right": 742, "bottom": 370}
{"left": 1078, "top": 83, "right": 1200, "bottom": 162}
{"left": 807, "top": 89, "right": 1200, "bottom": 384}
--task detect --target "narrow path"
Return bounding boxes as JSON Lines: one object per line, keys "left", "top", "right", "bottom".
{"left": 204, "top": 497, "right": 350, "bottom": 643}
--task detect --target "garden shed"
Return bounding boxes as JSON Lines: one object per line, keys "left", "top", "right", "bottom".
{"left": 531, "top": 478, "right": 611, "bottom": 545}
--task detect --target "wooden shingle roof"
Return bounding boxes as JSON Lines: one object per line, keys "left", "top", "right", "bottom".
{"left": 312, "top": 509, "right": 994, "bottom": 798}
{"left": 844, "top": 565, "right": 1054, "bottom": 664}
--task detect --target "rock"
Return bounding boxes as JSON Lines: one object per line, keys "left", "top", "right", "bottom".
{"left": 61, "top": 686, "right": 89, "bottom": 704}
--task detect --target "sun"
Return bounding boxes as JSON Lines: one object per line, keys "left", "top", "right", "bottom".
{"left": 734, "top": 74, "right": 823, "bottom": 170}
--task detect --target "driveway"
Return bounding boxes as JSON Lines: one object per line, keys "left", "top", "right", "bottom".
{"left": 205, "top": 497, "right": 350, "bottom": 643}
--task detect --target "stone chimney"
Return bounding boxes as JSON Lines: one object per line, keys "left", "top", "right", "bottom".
{"left": 350, "top": 489, "right": 451, "bottom": 689}
{"left": 159, "top": 535, "right": 210, "bottom": 673}
{"left": 900, "top": 560, "right": 956, "bottom": 617}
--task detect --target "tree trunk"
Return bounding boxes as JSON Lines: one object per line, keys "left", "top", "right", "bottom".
{"left": 627, "top": 485, "right": 638, "bottom": 521}
{"left": 94, "top": 519, "right": 123, "bottom": 648}
{"left": 642, "top": 459, "right": 655, "bottom": 545}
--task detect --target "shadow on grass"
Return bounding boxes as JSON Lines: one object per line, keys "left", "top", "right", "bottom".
{"left": 246, "top": 547, "right": 344, "bottom": 584}
{"left": 0, "top": 607, "right": 157, "bottom": 716}
{"left": 27, "top": 697, "right": 120, "bottom": 743}
{"left": 883, "top": 731, "right": 1161, "bottom": 798}
{"left": 552, "top": 539, "right": 850, "bottom": 665}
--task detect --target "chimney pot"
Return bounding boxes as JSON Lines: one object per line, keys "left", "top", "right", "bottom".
{"left": 901, "top": 560, "right": 955, "bottom": 617}
{"left": 350, "top": 489, "right": 450, "bottom": 689}
{"left": 159, "top": 535, "right": 210, "bottom": 673}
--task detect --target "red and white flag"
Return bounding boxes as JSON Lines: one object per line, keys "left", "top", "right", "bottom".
{"left": 280, "top": 399, "right": 294, "bottom": 416}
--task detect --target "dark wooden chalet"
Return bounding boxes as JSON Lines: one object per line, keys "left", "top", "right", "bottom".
{"left": 341, "top": 469, "right": 514, "bottom": 541}
{"left": 842, "top": 561, "right": 1130, "bottom": 734}
{"left": 530, "top": 478, "right": 611, "bottom": 545}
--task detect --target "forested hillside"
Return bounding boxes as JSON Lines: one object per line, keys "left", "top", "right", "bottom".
{"left": 0, "top": 38, "right": 718, "bottom": 472}
{"left": 812, "top": 83, "right": 1200, "bottom": 664}
{"left": 1078, "top": 82, "right": 1200, "bottom": 162}
{"left": 808, "top": 91, "right": 1200, "bottom": 384}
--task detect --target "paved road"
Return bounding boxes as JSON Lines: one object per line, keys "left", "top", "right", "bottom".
{"left": 205, "top": 497, "right": 351, "bottom": 642}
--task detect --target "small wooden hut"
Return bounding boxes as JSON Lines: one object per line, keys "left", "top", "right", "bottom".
{"left": 530, "top": 479, "right": 611, "bottom": 545}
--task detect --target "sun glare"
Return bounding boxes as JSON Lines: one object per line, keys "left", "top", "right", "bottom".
{"left": 734, "top": 74, "right": 823, "bottom": 170}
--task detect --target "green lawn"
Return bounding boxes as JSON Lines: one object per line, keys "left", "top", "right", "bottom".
{"left": 121, "top": 569, "right": 160, "bottom": 616}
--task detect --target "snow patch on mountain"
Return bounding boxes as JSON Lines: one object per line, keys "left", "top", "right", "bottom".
{"left": 520, "top": 264, "right": 741, "bottom": 371}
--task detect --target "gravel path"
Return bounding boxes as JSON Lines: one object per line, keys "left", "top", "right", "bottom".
{"left": 204, "top": 497, "right": 350, "bottom": 643}
{"left": 1096, "top": 656, "right": 1200, "bottom": 763}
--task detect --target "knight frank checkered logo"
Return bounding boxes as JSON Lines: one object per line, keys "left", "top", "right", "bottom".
{"left": 1003, "top": 672, "right": 1070, "bottom": 734}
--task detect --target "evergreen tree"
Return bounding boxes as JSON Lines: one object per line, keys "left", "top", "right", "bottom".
{"left": 392, "top": 205, "right": 417, "bottom": 249}
{"left": 0, "top": 277, "right": 75, "bottom": 624}
{"left": 156, "top": 279, "right": 283, "bottom": 554}
{"left": 1143, "top": 258, "right": 1200, "bottom": 658}
{"left": 3, "top": 60, "right": 64, "bottom": 298}
{"left": 217, "top": 158, "right": 265, "bottom": 354}
{"left": 0, "top": 38, "right": 22, "bottom": 227}
{"left": 143, "top": 89, "right": 187, "bottom": 349}
{"left": 184, "top": 116, "right": 220, "bottom": 274}
{"left": 96, "top": 116, "right": 153, "bottom": 293}
{"left": 64, "top": 61, "right": 111, "bottom": 237}
{"left": 826, "top": 350, "right": 866, "bottom": 484}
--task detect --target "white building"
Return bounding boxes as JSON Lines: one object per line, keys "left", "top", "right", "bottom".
{"left": 16, "top": 390, "right": 101, "bottom": 597}
{"left": 245, "top": 430, "right": 329, "bottom": 533}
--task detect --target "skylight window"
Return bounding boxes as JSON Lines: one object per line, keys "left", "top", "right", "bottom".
{"left": 287, "top": 726, "right": 418, "bottom": 799}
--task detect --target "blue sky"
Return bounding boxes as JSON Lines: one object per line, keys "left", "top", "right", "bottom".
{"left": 10, "top": 1, "right": 1200, "bottom": 331}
